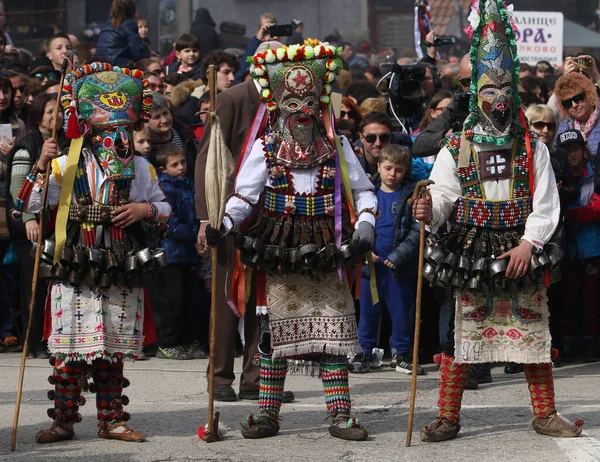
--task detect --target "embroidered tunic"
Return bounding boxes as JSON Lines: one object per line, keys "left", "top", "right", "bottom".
{"left": 22, "top": 149, "right": 171, "bottom": 364}
{"left": 225, "top": 135, "right": 377, "bottom": 360}
{"left": 428, "top": 137, "right": 559, "bottom": 364}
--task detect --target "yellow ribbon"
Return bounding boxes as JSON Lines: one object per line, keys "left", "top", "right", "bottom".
{"left": 365, "top": 252, "right": 379, "bottom": 305}
{"left": 53, "top": 136, "right": 84, "bottom": 264}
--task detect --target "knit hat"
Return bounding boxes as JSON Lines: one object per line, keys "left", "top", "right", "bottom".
{"left": 28, "top": 56, "right": 54, "bottom": 75}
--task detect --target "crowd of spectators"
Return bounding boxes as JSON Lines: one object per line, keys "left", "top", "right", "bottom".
{"left": 0, "top": 0, "right": 598, "bottom": 382}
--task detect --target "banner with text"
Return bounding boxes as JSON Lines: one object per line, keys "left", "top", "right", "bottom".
{"left": 513, "top": 11, "right": 563, "bottom": 67}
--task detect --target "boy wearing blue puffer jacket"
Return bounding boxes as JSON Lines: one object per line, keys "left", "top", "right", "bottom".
{"left": 351, "top": 144, "right": 424, "bottom": 375}
{"left": 156, "top": 143, "right": 209, "bottom": 360}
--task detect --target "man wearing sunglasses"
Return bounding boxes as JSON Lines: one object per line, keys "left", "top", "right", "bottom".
{"left": 555, "top": 72, "right": 600, "bottom": 156}
{"left": 413, "top": 53, "right": 472, "bottom": 158}
{"left": 357, "top": 112, "right": 393, "bottom": 181}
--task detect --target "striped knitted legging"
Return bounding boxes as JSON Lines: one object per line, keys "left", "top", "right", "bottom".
{"left": 258, "top": 355, "right": 352, "bottom": 416}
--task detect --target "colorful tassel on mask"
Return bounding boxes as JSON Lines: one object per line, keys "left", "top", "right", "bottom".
{"left": 66, "top": 102, "right": 80, "bottom": 139}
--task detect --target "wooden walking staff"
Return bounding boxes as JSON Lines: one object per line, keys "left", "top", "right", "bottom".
{"left": 11, "top": 56, "right": 69, "bottom": 452}
{"left": 405, "top": 179, "right": 434, "bottom": 447}
{"left": 201, "top": 64, "right": 234, "bottom": 442}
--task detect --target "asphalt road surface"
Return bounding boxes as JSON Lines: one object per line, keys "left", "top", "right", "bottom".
{"left": 1, "top": 354, "right": 600, "bottom": 461}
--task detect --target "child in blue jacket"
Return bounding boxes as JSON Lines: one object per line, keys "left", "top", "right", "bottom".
{"left": 156, "top": 143, "right": 209, "bottom": 359}
{"left": 352, "top": 144, "right": 423, "bottom": 374}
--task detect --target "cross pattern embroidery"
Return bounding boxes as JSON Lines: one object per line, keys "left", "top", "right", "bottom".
{"left": 478, "top": 150, "right": 512, "bottom": 180}
{"left": 486, "top": 154, "right": 507, "bottom": 175}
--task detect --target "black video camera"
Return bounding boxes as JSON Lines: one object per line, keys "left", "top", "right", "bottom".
{"left": 386, "top": 63, "right": 427, "bottom": 125}
{"left": 423, "top": 36, "right": 456, "bottom": 47}
{"left": 389, "top": 63, "right": 426, "bottom": 100}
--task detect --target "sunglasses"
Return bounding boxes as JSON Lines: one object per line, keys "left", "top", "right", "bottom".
{"left": 32, "top": 71, "right": 61, "bottom": 82}
{"left": 340, "top": 109, "right": 359, "bottom": 119}
{"left": 561, "top": 93, "right": 585, "bottom": 109}
{"left": 459, "top": 77, "right": 470, "bottom": 87}
{"left": 150, "top": 83, "right": 166, "bottom": 91}
{"left": 362, "top": 133, "right": 391, "bottom": 144}
{"left": 531, "top": 121, "right": 556, "bottom": 131}
{"left": 11, "top": 85, "right": 24, "bottom": 93}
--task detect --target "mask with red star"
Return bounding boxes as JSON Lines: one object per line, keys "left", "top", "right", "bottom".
{"left": 249, "top": 42, "right": 342, "bottom": 168}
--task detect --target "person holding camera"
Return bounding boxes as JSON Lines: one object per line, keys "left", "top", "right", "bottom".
{"left": 412, "top": 53, "right": 471, "bottom": 158}
{"left": 234, "top": 13, "right": 277, "bottom": 83}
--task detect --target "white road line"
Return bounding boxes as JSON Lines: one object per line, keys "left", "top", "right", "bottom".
{"left": 556, "top": 434, "right": 600, "bottom": 462}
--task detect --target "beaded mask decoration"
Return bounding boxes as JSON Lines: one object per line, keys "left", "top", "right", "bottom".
{"left": 463, "top": 0, "right": 523, "bottom": 146}
{"left": 62, "top": 62, "right": 152, "bottom": 179}
{"left": 249, "top": 40, "right": 343, "bottom": 169}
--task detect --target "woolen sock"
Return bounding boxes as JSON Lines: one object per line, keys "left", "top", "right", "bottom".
{"left": 523, "top": 363, "right": 555, "bottom": 418}
{"left": 258, "top": 355, "right": 287, "bottom": 416}
{"left": 321, "top": 356, "right": 352, "bottom": 415}
{"left": 437, "top": 353, "right": 469, "bottom": 422}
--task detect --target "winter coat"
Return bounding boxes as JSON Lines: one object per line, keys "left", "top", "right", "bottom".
{"left": 362, "top": 180, "right": 420, "bottom": 279}
{"left": 190, "top": 8, "right": 222, "bottom": 65}
{"left": 159, "top": 171, "right": 200, "bottom": 264}
{"left": 566, "top": 161, "right": 600, "bottom": 260}
{"left": 166, "top": 61, "right": 204, "bottom": 81}
{"left": 95, "top": 18, "right": 150, "bottom": 67}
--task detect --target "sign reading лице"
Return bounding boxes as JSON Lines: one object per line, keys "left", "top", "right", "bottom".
{"left": 512, "top": 11, "right": 563, "bottom": 67}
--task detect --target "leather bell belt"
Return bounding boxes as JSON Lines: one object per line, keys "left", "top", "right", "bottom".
{"left": 68, "top": 204, "right": 116, "bottom": 224}
{"left": 235, "top": 233, "right": 359, "bottom": 275}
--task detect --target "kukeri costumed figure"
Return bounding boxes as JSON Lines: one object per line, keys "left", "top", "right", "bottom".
{"left": 413, "top": 0, "right": 583, "bottom": 442}
{"left": 16, "top": 63, "right": 171, "bottom": 443}
{"left": 206, "top": 41, "right": 377, "bottom": 440}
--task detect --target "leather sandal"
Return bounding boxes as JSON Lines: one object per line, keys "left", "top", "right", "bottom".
{"left": 328, "top": 412, "right": 368, "bottom": 441}
{"left": 420, "top": 416, "right": 461, "bottom": 442}
{"left": 98, "top": 421, "right": 145, "bottom": 442}
{"left": 36, "top": 421, "right": 75, "bottom": 444}
{"left": 532, "top": 412, "right": 583, "bottom": 437}
{"left": 240, "top": 413, "right": 280, "bottom": 439}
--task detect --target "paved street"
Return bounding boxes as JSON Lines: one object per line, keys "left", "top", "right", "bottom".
{"left": 1, "top": 354, "right": 600, "bottom": 462}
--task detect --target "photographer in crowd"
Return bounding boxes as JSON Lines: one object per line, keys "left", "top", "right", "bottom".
{"left": 412, "top": 53, "right": 470, "bottom": 158}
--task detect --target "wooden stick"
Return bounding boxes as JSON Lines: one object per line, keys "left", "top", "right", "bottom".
{"left": 205, "top": 247, "right": 219, "bottom": 441}
{"left": 406, "top": 220, "right": 426, "bottom": 447}
{"left": 205, "top": 64, "right": 218, "bottom": 441}
{"left": 405, "top": 179, "right": 434, "bottom": 447}
{"left": 11, "top": 57, "right": 68, "bottom": 452}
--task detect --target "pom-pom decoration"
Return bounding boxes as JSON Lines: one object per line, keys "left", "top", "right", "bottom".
{"left": 248, "top": 40, "right": 342, "bottom": 112}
